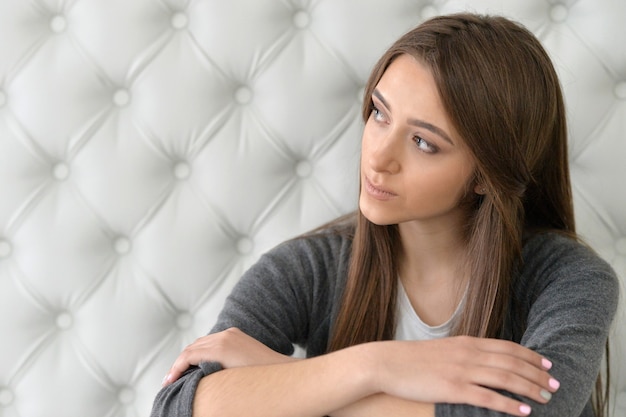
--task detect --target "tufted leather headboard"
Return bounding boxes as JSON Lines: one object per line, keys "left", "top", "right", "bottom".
{"left": 1, "top": 1, "right": 624, "bottom": 416}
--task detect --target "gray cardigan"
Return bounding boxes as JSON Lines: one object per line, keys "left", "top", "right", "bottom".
{"left": 150, "top": 227, "right": 619, "bottom": 417}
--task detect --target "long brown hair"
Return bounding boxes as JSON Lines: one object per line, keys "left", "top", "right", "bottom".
{"left": 327, "top": 13, "right": 608, "bottom": 416}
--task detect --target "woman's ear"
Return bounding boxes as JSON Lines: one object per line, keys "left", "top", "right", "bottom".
{"left": 474, "top": 184, "right": 487, "bottom": 195}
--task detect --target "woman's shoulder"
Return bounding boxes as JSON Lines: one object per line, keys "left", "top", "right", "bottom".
{"left": 522, "top": 231, "right": 610, "bottom": 267}
{"left": 255, "top": 219, "right": 355, "bottom": 279}
{"left": 520, "top": 230, "right": 618, "bottom": 294}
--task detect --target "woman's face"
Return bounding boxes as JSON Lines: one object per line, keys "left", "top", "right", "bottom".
{"left": 359, "top": 54, "right": 477, "bottom": 229}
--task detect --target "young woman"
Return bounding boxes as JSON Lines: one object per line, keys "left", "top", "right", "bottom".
{"left": 151, "top": 13, "right": 618, "bottom": 417}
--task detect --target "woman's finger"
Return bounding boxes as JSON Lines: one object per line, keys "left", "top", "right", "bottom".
{"left": 456, "top": 384, "right": 535, "bottom": 416}
{"left": 467, "top": 365, "right": 554, "bottom": 405}
{"left": 468, "top": 337, "right": 551, "bottom": 371}
{"left": 465, "top": 338, "right": 560, "bottom": 397}
{"left": 162, "top": 328, "right": 296, "bottom": 386}
{"left": 163, "top": 341, "right": 206, "bottom": 385}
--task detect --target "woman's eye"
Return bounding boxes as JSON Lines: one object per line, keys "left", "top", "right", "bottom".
{"left": 371, "top": 105, "right": 385, "bottom": 122}
{"left": 414, "top": 136, "right": 437, "bottom": 153}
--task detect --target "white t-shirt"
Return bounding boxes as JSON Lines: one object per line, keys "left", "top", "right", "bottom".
{"left": 394, "top": 281, "right": 464, "bottom": 341}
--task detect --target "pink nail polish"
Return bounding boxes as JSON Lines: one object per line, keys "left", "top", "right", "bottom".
{"left": 549, "top": 378, "right": 560, "bottom": 390}
{"left": 541, "top": 358, "right": 552, "bottom": 370}
{"left": 162, "top": 374, "right": 171, "bottom": 386}
{"left": 519, "top": 404, "right": 532, "bottom": 415}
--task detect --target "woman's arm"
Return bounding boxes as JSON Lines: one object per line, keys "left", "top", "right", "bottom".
{"left": 160, "top": 328, "right": 433, "bottom": 417}
{"left": 436, "top": 234, "right": 620, "bottom": 417}
{"left": 183, "top": 331, "right": 554, "bottom": 417}
{"left": 192, "top": 344, "right": 375, "bottom": 417}
{"left": 163, "top": 328, "right": 433, "bottom": 417}
{"left": 151, "top": 232, "right": 353, "bottom": 417}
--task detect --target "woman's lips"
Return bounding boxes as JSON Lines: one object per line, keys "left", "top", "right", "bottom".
{"left": 364, "top": 176, "right": 397, "bottom": 200}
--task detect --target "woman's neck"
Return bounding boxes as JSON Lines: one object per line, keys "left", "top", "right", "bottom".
{"left": 396, "top": 219, "right": 469, "bottom": 326}
{"left": 397, "top": 220, "right": 468, "bottom": 285}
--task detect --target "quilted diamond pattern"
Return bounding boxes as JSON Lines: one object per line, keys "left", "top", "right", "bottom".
{"left": 0, "top": 1, "right": 624, "bottom": 416}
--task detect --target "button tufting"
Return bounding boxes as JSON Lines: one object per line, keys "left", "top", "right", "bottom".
{"left": 176, "top": 312, "right": 193, "bottom": 329}
{"left": 615, "top": 238, "right": 626, "bottom": 256}
{"left": 295, "top": 160, "right": 313, "bottom": 178}
{"left": 56, "top": 312, "right": 73, "bottom": 330}
{"left": 171, "top": 12, "right": 188, "bottom": 29}
{"left": 173, "top": 161, "right": 191, "bottom": 179}
{"left": 52, "top": 162, "right": 70, "bottom": 181}
{"left": 614, "top": 81, "right": 626, "bottom": 100}
{"left": 234, "top": 86, "right": 253, "bottom": 105}
{"left": 236, "top": 237, "right": 254, "bottom": 255}
{"left": 114, "top": 236, "right": 131, "bottom": 255}
{"left": 118, "top": 387, "right": 135, "bottom": 405}
{"left": 293, "top": 10, "right": 310, "bottom": 29}
{"left": 0, "top": 240, "right": 11, "bottom": 259}
{"left": 0, "top": 387, "right": 14, "bottom": 406}
{"left": 0, "top": 3, "right": 623, "bottom": 417}
{"left": 550, "top": 4, "right": 569, "bottom": 23}
{"left": 49, "top": 15, "right": 67, "bottom": 33}
{"left": 421, "top": 4, "right": 438, "bottom": 20}
{"left": 113, "top": 89, "right": 131, "bottom": 107}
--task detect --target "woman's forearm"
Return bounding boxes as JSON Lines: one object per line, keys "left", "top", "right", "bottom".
{"left": 189, "top": 336, "right": 555, "bottom": 417}
{"left": 192, "top": 344, "right": 378, "bottom": 417}
{"left": 193, "top": 361, "right": 435, "bottom": 417}
{"left": 331, "top": 393, "right": 434, "bottom": 417}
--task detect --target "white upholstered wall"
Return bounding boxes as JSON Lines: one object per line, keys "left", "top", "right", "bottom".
{"left": 0, "top": 1, "right": 624, "bottom": 416}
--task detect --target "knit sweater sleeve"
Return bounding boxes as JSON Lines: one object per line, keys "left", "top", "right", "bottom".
{"left": 149, "top": 230, "right": 350, "bottom": 417}
{"left": 436, "top": 233, "right": 620, "bottom": 417}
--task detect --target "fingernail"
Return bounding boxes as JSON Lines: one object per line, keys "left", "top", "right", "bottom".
{"left": 540, "top": 389, "right": 552, "bottom": 401}
{"left": 520, "top": 404, "right": 532, "bottom": 415}
{"left": 162, "top": 374, "right": 171, "bottom": 386}
{"left": 541, "top": 358, "right": 552, "bottom": 370}
{"left": 549, "top": 378, "right": 560, "bottom": 391}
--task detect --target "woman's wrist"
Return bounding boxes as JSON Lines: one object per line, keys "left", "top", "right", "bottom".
{"left": 343, "top": 341, "right": 387, "bottom": 398}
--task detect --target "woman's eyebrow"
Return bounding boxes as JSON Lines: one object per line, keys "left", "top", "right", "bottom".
{"left": 372, "top": 89, "right": 391, "bottom": 111}
{"left": 408, "top": 118, "right": 454, "bottom": 145}
{"left": 372, "top": 88, "right": 455, "bottom": 146}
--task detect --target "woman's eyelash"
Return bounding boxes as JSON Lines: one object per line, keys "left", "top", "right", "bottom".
{"left": 370, "top": 104, "right": 384, "bottom": 121}
{"left": 414, "top": 136, "right": 438, "bottom": 153}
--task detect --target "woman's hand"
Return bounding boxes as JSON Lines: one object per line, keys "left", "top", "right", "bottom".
{"left": 365, "top": 336, "right": 560, "bottom": 416}
{"left": 162, "top": 327, "right": 297, "bottom": 386}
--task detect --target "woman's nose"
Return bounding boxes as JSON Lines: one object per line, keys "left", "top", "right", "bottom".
{"left": 366, "top": 131, "right": 401, "bottom": 174}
